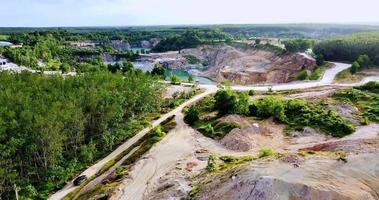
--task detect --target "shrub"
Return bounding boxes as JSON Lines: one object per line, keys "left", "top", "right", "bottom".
{"left": 350, "top": 61, "right": 360, "bottom": 74}
{"left": 253, "top": 97, "right": 287, "bottom": 122}
{"left": 258, "top": 148, "right": 274, "bottom": 158}
{"left": 236, "top": 92, "right": 250, "bottom": 115}
{"left": 148, "top": 125, "right": 166, "bottom": 144}
{"left": 295, "top": 69, "right": 309, "bottom": 80}
{"left": 207, "top": 155, "right": 217, "bottom": 172}
{"left": 214, "top": 89, "right": 238, "bottom": 115}
{"left": 184, "top": 106, "right": 200, "bottom": 125}
{"left": 357, "top": 54, "right": 371, "bottom": 69}
{"left": 151, "top": 64, "right": 165, "bottom": 76}
{"left": 171, "top": 75, "right": 181, "bottom": 85}
{"left": 309, "top": 67, "right": 322, "bottom": 80}
{"left": 248, "top": 90, "right": 256, "bottom": 96}
{"left": 198, "top": 123, "right": 215, "bottom": 137}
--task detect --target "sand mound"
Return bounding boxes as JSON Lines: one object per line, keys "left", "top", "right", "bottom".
{"left": 220, "top": 118, "right": 285, "bottom": 152}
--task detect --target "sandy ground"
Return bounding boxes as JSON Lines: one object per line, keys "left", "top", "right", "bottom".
{"left": 110, "top": 112, "right": 246, "bottom": 200}
{"left": 111, "top": 111, "right": 379, "bottom": 200}
{"left": 110, "top": 113, "right": 198, "bottom": 200}
{"left": 198, "top": 152, "right": 379, "bottom": 200}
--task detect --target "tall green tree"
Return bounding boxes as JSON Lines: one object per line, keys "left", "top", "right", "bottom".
{"left": 351, "top": 61, "right": 360, "bottom": 74}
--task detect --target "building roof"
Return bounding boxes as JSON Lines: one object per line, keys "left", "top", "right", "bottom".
{"left": 0, "top": 41, "right": 14, "bottom": 47}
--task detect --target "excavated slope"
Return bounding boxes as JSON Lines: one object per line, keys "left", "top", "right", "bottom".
{"left": 182, "top": 45, "right": 316, "bottom": 85}
{"left": 198, "top": 153, "right": 379, "bottom": 200}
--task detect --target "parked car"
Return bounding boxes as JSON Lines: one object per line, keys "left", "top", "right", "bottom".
{"left": 73, "top": 175, "right": 88, "bottom": 186}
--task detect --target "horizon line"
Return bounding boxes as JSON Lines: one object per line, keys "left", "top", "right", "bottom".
{"left": 1, "top": 22, "right": 379, "bottom": 29}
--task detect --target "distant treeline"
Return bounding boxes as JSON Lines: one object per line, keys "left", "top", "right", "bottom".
{"left": 313, "top": 32, "right": 379, "bottom": 65}
{"left": 1, "top": 24, "right": 379, "bottom": 39}
{"left": 151, "top": 29, "right": 233, "bottom": 52}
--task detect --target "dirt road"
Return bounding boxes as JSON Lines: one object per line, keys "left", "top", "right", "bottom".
{"left": 48, "top": 90, "right": 214, "bottom": 200}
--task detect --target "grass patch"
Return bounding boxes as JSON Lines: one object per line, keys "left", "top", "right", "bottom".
{"left": 294, "top": 69, "right": 310, "bottom": 80}
{"left": 62, "top": 175, "right": 96, "bottom": 200}
{"left": 257, "top": 148, "right": 275, "bottom": 158}
{"left": 298, "top": 150, "right": 347, "bottom": 159}
{"left": 186, "top": 185, "right": 200, "bottom": 200}
{"left": 0, "top": 34, "right": 9, "bottom": 40}
{"left": 76, "top": 181, "right": 119, "bottom": 200}
{"left": 309, "top": 62, "right": 332, "bottom": 80}
{"left": 196, "top": 120, "right": 240, "bottom": 139}
{"left": 334, "top": 68, "right": 365, "bottom": 83}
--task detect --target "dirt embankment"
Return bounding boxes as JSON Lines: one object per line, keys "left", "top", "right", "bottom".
{"left": 197, "top": 153, "right": 379, "bottom": 200}
{"left": 181, "top": 45, "right": 316, "bottom": 85}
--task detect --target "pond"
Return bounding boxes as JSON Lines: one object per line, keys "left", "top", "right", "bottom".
{"left": 132, "top": 61, "right": 215, "bottom": 85}
{"left": 164, "top": 69, "right": 215, "bottom": 85}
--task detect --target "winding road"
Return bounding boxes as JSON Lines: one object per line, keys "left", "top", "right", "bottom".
{"left": 198, "top": 62, "right": 379, "bottom": 91}
{"left": 49, "top": 62, "right": 379, "bottom": 200}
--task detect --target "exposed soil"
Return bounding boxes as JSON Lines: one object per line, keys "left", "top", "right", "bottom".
{"left": 220, "top": 118, "right": 286, "bottom": 152}
{"left": 197, "top": 153, "right": 379, "bottom": 200}
{"left": 182, "top": 45, "right": 316, "bottom": 85}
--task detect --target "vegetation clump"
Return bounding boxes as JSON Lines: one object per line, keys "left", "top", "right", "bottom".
{"left": 184, "top": 106, "right": 200, "bottom": 125}
{"left": 186, "top": 89, "right": 355, "bottom": 138}
{"left": 283, "top": 39, "right": 313, "bottom": 52}
{"left": 258, "top": 148, "right": 275, "bottom": 158}
{"left": 206, "top": 155, "right": 217, "bottom": 172}
{"left": 334, "top": 82, "right": 379, "bottom": 122}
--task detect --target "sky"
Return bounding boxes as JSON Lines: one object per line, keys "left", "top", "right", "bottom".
{"left": 1, "top": 0, "right": 379, "bottom": 27}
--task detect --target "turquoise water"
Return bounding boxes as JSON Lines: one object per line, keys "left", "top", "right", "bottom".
{"left": 164, "top": 69, "right": 215, "bottom": 85}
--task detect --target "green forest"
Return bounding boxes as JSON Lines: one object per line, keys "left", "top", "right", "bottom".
{"left": 152, "top": 29, "right": 233, "bottom": 52}
{"left": 0, "top": 71, "right": 164, "bottom": 199}
{"left": 313, "top": 32, "right": 379, "bottom": 65}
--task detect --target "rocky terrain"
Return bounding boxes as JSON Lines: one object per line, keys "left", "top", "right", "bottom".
{"left": 138, "top": 45, "right": 316, "bottom": 85}
{"left": 181, "top": 45, "right": 316, "bottom": 85}
{"left": 196, "top": 152, "right": 379, "bottom": 200}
